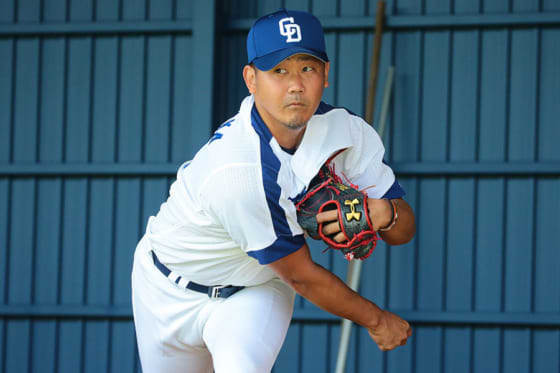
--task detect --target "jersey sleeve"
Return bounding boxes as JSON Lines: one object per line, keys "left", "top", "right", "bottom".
{"left": 335, "top": 116, "right": 406, "bottom": 199}
{"left": 199, "top": 164, "right": 304, "bottom": 265}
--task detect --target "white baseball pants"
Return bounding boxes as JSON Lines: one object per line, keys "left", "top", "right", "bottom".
{"left": 131, "top": 237, "right": 296, "bottom": 373}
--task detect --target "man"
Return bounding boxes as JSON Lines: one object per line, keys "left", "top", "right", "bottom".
{"left": 132, "top": 9, "right": 415, "bottom": 373}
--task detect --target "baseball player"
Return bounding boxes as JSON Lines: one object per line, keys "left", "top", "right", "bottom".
{"left": 131, "top": 9, "right": 415, "bottom": 373}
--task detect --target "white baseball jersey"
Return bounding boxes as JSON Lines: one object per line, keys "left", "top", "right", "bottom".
{"left": 145, "top": 95, "right": 404, "bottom": 287}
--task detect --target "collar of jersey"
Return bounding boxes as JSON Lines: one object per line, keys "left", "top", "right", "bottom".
{"left": 246, "top": 96, "right": 356, "bottom": 186}
{"left": 250, "top": 104, "right": 274, "bottom": 143}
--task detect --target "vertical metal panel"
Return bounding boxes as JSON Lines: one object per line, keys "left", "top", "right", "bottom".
{"left": 190, "top": 0, "right": 216, "bottom": 153}
{"left": 144, "top": 36, "right": 171, "bottom": 162}
{"left": 0, "top": 40, "right": 12, "bottom": 359}
{"left": 177, "top": 0, "right": 194, "bottom": 19}
{"left": 425, "top": 0, "right": 451, "bottom": 14}
{"left": 5, "top": 320, "right": 31, "bottom": 372}
{"left": 302, "top": 324, "right": 329, "bottom": 372}
{"left": 96, "top": 0, "right": 119, "bottom": 21}
{"left": 18, "top": 0, "right": 40, "bottom": 21}
{"left": 214, "top": 32, "right": 248, "bottom": 128}
{"left": 539, "top": 29, "right": 560, "bottom": 161}
{"left": 122, "top": 0, "right": 146, "bottom": 20}
{"left": 479, "top": 29, "right": 508, "bottom": 161}
{"left": 509, "top": 29, "right": 538, "bottom": 162}
{"left": 13, "top": 38, "right": 39, "bottom": 162}
{"left": 257, "top": 0, "right": 283, "bottom": 16}
{"left": 284, "top": 0, "right": 310, "bottom": 12}
{"left": 444, "top": 327, "right": 472, "bottom": 373}
{"left": 39, "top": 39, "right": 65, "bottom": 161}
{"left": 533, "top": 328, "right": 560, "bottom": 373}
{"left": 0, "top": 177, "right": 7, "bottom": 371}
{"left": 416, "top": 326, "right": 443, "bottom": 373}
{"left": 475, "top": 178, "right": 506, "bottom": 311}
{"left": 91, "top": 38, "right": 118, "bottom": 162}
{"left": 44, "top": 0, "right": 67, "bottom": 21}
{"left": 69, "top": 0, "right": 92, "bottom": 21}
{"left": 0, "top": 40, "right": 13, "bottom": 162}
{"left": 449, "top": 30, "right": 479, "bottom": 162}
{"left": 395, "top": 0, "right": 423, "bottom": 14}
{"left": 421, "top": 30, "right": 450, "bottom": 161}
{"left": 513, "top": 0, "right": 540, "bottom": 12}
{"left": 455, "top": 0, "right": 481, "bottom": 13}
{"left": 66, "top": 38, "right": 92, "bottom": 161}
{"left": 544, "top": 0, "right": 560, "bottom": 11}
{"left": 148, "top": 0, "right": 173, "bottom": 20}
{"left": 473, "top": 327, "right": 502, "bottom": 372}
{"left": 111, "top": 320, "right": 138, "bottom": 372}
{"left": 534, "top": 182, "right": 560, "bottom": 311}
{"left": 84, "top": 320, "right": 110, "bottom": 373}
{"left": 483, "top": 0, "right": 510, "bottom": 12}
{"left": 393, "top": 31, "right": 422, "bottom": 161}
{"left": 337, "top": 31, "right": 367, "bottom": 114}
{"left": 118, "top": 36, "right": 145, "bottom": 162}
{"left": 504, "top": 328, "right": 532, "bottom": 373}
{"left": 312, "top": 0, "right": 337, "bottom": 15}
{"left": 33, "top": 178, "right": 61, "bottom": 372}
{"left": 0, "top": 0, "right": 15, "bottom": 22}
{"left": 32, "top": 320, "right": 57, "bottom": 372}
{"left": 170, "top": 35, "right": 193, "bottom": 162}
{"left": 113, "top": 178, "right": 142, "bottom": 304}
{"left": 446, "top": 178, "right": 476, "bottom": 308}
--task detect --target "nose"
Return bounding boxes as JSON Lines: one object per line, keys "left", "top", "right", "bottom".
{"left": 288, "top": 73, "right": 304, "bottom": 94}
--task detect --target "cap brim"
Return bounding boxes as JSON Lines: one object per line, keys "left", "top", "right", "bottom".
{"left": 252, "top": 47, "right": 328, "bottom": 71}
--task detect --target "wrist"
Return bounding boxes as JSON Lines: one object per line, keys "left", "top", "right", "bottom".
{"left": 379, "top": 199, "right": 398, "bottom": 232}
{"left": 366, "top": 304, "right": 384, "bottom": 330}
{"left": 367, "top": 198, "right": 392, "bottom": 231}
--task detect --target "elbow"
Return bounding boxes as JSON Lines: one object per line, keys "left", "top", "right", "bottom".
{"left": 276, "top": 264, "right": 320, "bottom": 297}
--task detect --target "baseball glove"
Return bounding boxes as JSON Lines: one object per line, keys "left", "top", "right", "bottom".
{"left": 295, "top": 163, "right": 378, "bottom": 260}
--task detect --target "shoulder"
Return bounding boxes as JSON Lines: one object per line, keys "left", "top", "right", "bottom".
{"left": 314, "top": 101, "right": 357, "bottom": 116}
{"left": 308, "top": 101, "right": 382, "bottom": 146}
{"left": 313, "top": 101, "right": 373, "bottom": 133}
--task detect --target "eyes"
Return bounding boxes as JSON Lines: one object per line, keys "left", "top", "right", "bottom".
{"left": 274, "top": 66, "right": 315, "bottom": 74}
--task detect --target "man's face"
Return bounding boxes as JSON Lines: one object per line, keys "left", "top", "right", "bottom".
{"left": 243, "top": 54, "right": 330, "bottom": 131}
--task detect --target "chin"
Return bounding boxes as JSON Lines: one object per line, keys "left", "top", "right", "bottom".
{"left": 283, "top": 121, "right": 307, "bottom": 130}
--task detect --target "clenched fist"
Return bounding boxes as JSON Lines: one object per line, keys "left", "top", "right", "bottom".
{"left": 367, "top": 310, "right": 412, "bottom": 351}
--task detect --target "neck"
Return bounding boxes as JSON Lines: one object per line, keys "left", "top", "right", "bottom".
{"left": 254, "top": 102, "right": 306, "bottom": 150}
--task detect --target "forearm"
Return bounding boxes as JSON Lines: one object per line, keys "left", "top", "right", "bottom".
{"left": 269, "top": 245, "right": 412, "bottom": 351}
{"left": 285, "top": 261, "right": 383, "bottom": 329}
{"left": 368, "top": 198, "right": 416, "bottom": 245}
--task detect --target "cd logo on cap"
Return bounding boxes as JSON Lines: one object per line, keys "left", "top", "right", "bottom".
{"left": 279, "top": 17, "right": 301, "bottom": 43}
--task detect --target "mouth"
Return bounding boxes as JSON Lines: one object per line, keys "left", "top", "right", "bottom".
{"left": 286, "top": 102, "right": 306, "bottom": 108}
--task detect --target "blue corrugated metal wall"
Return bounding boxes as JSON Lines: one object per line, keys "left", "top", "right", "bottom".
{"left": 1, "top": 0, "right": 559, "bottom": 372}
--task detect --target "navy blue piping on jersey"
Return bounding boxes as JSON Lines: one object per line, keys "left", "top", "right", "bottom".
{"left": 381, "top": 160, "right": 407, "bottom": 199}
{"left": 314, "top": 101, "right": 358, "bottom": 117}
{"left": 382, "top": 180, "right": 406, "bottom": 199}
{"left": 247, "top": 105, "right": 305, "bottom": 265}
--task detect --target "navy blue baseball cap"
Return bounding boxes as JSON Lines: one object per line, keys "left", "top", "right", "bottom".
{"left": 247, "top": 9, "right": 329, "bottom": 71}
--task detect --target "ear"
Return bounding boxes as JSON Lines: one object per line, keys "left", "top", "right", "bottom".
{"left": 243, "top": 65, "right": 257, "bottom": 94}
{"left": 323, "top": 62, "right": 330, "bottom": 88}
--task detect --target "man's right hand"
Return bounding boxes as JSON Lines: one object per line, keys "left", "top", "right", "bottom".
{"left": 367, "top": 310, "right": 412, "bottom": 351}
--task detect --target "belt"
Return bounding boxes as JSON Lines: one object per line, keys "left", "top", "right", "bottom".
{"left": 150, "top": 251, "right": 244, "bottom": 299}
